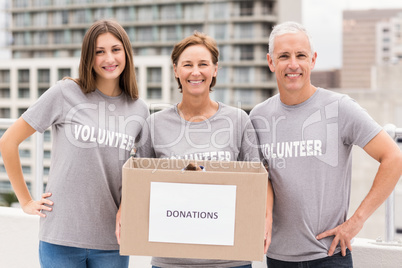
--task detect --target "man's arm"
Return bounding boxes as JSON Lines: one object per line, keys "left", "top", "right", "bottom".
{"left": 316, "top": 130, "right": 402, "bottom": 256}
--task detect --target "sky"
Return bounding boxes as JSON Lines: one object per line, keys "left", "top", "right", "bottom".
{"left": 303, "top": 0, "right": 402, "bottom": 70}
{"left": 1, "top": 0, "right": 402, "bottom": 67}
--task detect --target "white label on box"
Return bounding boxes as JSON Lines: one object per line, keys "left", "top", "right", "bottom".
{"left": 149, "top": 182, "right": 237, "bottom": 246}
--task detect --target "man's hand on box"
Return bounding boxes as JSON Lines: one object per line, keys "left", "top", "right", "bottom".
{"left": 22, "top": 192, "right": 53, "bottom": 217}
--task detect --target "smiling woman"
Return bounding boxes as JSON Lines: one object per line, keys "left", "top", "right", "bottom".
{"left": 0, "top": 19, "right": 149, "bottom": 268}
{"left": 136, "top": 31, "right": 265, "bottom": 268}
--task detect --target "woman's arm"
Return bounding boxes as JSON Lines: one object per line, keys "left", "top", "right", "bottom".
{"left": 0, "top": 117, "right": 53, "bottom": 217}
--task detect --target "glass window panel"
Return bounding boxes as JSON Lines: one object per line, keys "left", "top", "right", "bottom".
{"left": 147, "top": 87, "right": 162, "bottom": 99}
{"left": 183, "top": 25, "right": 203, "bottom": 37}
{"left": 0, "top": 108, "right": 11, "bottom": 118}
{"left": 33, "top": 12, "right": 48, "bottom": 26}
{"left": 138, "top": 6, "right": 153, "bottom": 22}
{"left": 58, "top": 68, "right": 71, "bottom": 80}
{"left": 44, "top": 130, "right": 51, "bottom": 142}
{"left": 19, "top": 149, "right": 31, "bottom": 158}
{"left": 234, "top": 23, "right": 253, "bottom": 39}
{"left": 137, "top": 27, "right": 153, "bottom": 42}
{"left": 147, "top": 68, "right": 162, "bottom": 83}
{"left": 234, "top": 88, "right": 255, "bottom": 106}
{"left": 160, "top": 5, "right": 178, "bottom": 20}
{"left": 160, "top": 26, "right": 178, "bottom": 41}
{"left": 209, "top": 2, "right": 228, "bottom": 19}
{"left": 210, "top": 24, "right": 227, "bottom": 41}
{"left": 18, "top": 69, "right": 29, "bottom": 83}
{"left": 0, "top": 70, "right": 10, "bottom": 83}
{"left": 184, "top": 4, "right": 203, "bottom": 20}
{"left": 18, "top": 87, "right": 29, "bottom": 99}
{"left": 18, "top": 107, "right": 28, "bottom": 116}
{"left": 38, "top": 69, "right": 50, "bottom": 83}
{"left": 22, "top": 165, "right": 31, "bottom": 174}
{"left": 0, "top": 88, "right": 10, "bottom": 98}
{"left": 233, "top": 67, "right": 254, "bottom": 83}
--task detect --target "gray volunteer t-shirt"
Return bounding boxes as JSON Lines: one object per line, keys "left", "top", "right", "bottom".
{"left": 250, "top": 88, "right": 382, "bottom": 262}
{"left": 137, "top": 102, "right": 260, "bottom": 267}
{"left": 22, "top": 79, "right": 149, "bottom": 250}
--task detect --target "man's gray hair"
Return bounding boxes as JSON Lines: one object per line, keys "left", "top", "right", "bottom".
{"left": 268, "top": 21, "right": 315, "bottom": 57}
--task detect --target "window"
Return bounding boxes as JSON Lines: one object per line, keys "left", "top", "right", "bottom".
{"left": 94, "top": 8, "right": 111, "bottom": 21}
{"left": 234, "top": 23, "right": 253, "bottom": 39}
{"left": 19, "top": 149, "right": 31, "bottom": 158}
{"left": 18, "top": 69, "right": 29, "bottom": 83}
{"left": 72, "top": 30, "right": 85, "bottom": 44}
{"left": 209, "top": 2, "right": 228, "bottom": 19}
{"left": 0, "top": 180, "right": 13, "bottom": 193}
{"left": 184, "top": 4, "right": 203, "bottom": 20}
{"left": 53, "top": 11, "right": 69, "bottom": 25}
{"left": 33, "top": 31, "right": 48, "bottom": 45}
{"left": 22, "top": 165, "right": 31, "bottom": 174}
{"left": 18, "top": 88, "right": 30, "bottom": 99}
{"left": 239, "top": 1, "right": 253, "bottom": 16}
{"left": 44, "top": 167, "right": 50, "bottom": 175}
{"left": 215, "top": 67, "right": 228, "bottom": 85}
{"left": 234, "top": 45, "right": 254, "bottom": 61}
{"left": 262, "top": 1, "right": 275, "bottom": 15}
{"left": 234, "top": 88, "right": 255, "bottom": 106}
{"left": 0, "top": 108, "right": 11, "bottom": 118}
{"left": 160, "top": 26, "right": 178, "bottom": 41}
{"left": 210, "top": 88, "right": 229, "bottom": 104}
{"left": 54, "top": 31, "right": 64, "bottom": 44}
{"left": 33, "top": 12, "right": 48, "bottom": 26}
{"left": 73, "top": 10, "right": 91, "bottom": 24}
{"left": 147, "top": 68, "right": 162, "bottom": 83}
{"left": 116, "top": 7, "right": 133, "bottom": 22}
{"left": 58, "top": 68, "right": 71, "bottom": 80}
{"left": 183, "top": 25, "right": 203, "bottom": 37}
{"left": 210, "top": 24, "right": 227, "bottom": 40}
{"left": 18, "top": 108, "right": 28, "bottom": 116}
{"left": 147, "top": 88, "right": 162, "bottom": 99}
{"left": 0, "top": 70, "right": 10, "bottom": 83}
{"left": 0, "top": 88, "right": 10, "bottom": 98}
{"left": 137, "top": 27, "right": 153, "bottom": 42}
{"left": 138, "top": 6, "right": 153, "bottom": 22}
{"left": 38, "top": 88, "right": 48, "bottom": 97}
{"left": 44, "top": 150, "right": 51, "bottom": 159}
{"left": 38, "top": 69, "right": 50, "bottom": 83}
{"left": 233, "top": 67, "right": 254, "bottom": 83}
{"left": 44, "top": 130, "right": 51, "bottom": 142}
{"left": 160, "top": 5, "right": 179, "bottom": 20}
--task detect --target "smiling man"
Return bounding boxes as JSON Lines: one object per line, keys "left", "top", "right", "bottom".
{"left": 250, "top": 21, "right": 402, "bottom": 267}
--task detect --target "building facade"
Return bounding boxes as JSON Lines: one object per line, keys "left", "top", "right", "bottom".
{"left": 7, "top": 0, "right": 301, "bottom": 110}
{"left": 342, "top": 9, "right": 402, "bottom": 89}
{"left": 0, "top": 0, "right": 302, "bottom": 198}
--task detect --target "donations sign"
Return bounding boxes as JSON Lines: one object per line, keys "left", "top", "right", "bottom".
{"left": 149, "top": 182, "right": 237, "bottom": 246}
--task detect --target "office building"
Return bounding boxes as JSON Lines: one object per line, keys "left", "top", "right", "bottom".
{"left": 342, "top": 9, "right": 402, "bottom": 89}
{"left": 0, "top": 0, "right": 302, "bottom": 197}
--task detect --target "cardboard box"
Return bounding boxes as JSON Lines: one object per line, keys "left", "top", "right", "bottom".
{"left": 120, "top": 157, "right": 268, "bottom": 261}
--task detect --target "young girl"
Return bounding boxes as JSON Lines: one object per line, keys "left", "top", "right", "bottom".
{"left": 0, "top": 19, "right": 149, "bottom": 267}
{"left": 136, "top": 32, "right": 269, "bottom": 268}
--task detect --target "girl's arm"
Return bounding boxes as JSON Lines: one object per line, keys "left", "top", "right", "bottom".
{"left": 0, "top": 117, "right": 53, "bottom": 217}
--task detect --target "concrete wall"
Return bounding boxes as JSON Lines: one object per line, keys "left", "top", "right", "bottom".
{"left": 1, "top": 207, "right": 402, "bottom": 268}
